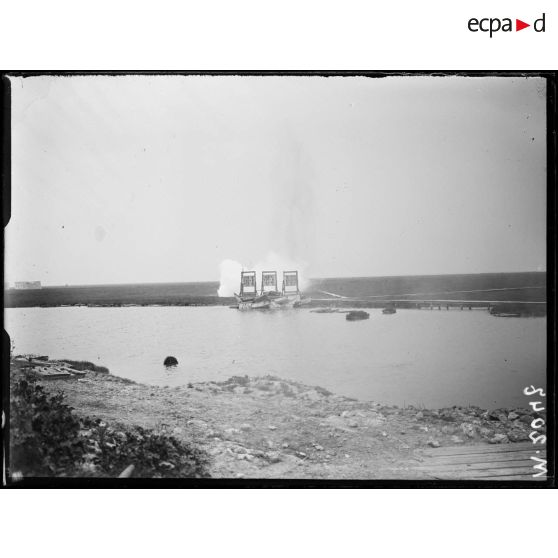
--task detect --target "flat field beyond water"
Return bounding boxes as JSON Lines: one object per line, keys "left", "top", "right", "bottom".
{"left": 5, "top": 281, "right": 228, "bottom": 307}
{"left": 5, "top": 271, "right": 546, "bottom": 308}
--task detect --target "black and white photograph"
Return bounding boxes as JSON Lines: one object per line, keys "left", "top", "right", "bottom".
{"left": 2, "top": 72, "right": 552, "bottom": 485}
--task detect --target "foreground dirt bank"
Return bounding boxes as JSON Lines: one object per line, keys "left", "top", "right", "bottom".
{"left": 10, "top": 358, "right": 544, "bottom": 480}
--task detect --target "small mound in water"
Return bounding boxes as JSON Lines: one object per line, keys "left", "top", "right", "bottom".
{"left": 346, "top": 310, "right": 370, "bottom": 321}
{"left": 164, "top": 356, "right": 178, "bottom": 366}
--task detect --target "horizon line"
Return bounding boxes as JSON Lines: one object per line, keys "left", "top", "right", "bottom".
{"left": 6, "top": 269, "right": 547, "bottom": 289}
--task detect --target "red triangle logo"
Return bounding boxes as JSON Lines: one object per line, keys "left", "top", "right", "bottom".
{"left": 516, "top": 19, "right": 530, "bottom": 31}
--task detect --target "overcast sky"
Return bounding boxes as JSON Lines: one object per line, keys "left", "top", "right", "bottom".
{"left": 5, "top": 75, "right": 546, "bottom": 286}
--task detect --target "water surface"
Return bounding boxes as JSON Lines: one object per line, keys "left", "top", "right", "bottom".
{"left": 6, "top": 306, "right": 546, "bottom": 409}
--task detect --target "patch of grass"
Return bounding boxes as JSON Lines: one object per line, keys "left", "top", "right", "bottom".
{"left": 5, "top": 282, "right": 233, "bottom": 308}
{"left": 255, "top": 381, "right": 273, "bottom": 391}
{"left": 9, "top": 377, "right": 210, "bottom": 479}
{"left": 280, "top": 382, "right": 296, "bottom": 397}
{"left": 10, "top": 379, "right": 83, "bottom": 477}
{"left": 60, "top": 360, "right": 110, "bottom": 373}
{"left": 219, "top": 375, "right": 250, "bottom": 387}
{"left": 314, "top": 385, "right": 333, "bottom": 397}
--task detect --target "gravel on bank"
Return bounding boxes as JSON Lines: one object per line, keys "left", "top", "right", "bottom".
{"left": 9, "top": 358, "right": 544, "bottom": 479}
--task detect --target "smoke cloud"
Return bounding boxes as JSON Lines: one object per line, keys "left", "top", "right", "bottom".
{"left": 217, "top": 259, "right": 244, "bottom": 297}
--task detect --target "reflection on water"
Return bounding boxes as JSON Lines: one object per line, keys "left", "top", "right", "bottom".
{"left": 6, "top": 306, "right": 546, "bottom": 409}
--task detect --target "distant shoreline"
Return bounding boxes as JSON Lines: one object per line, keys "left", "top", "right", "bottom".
{"left": 5, "top": 299, "right": 546, "bottom": 317}
{"left": 5, "top": 272, "right": 546, "bottom": 314}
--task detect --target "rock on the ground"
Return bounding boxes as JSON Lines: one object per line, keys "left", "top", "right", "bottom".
{"left": 187, "top": 419, "right": 208, "bottom": 430}
{"left": 488, "top": 433, "right": 510, "bottom": 444}
{"left": 265, "top": 452, "right": 282, "bottom": 463}
{"left": 224, "top": 428, "right": 240, "bottom": 436}
{"left": 488, "top": 411, "right": 508, "bottom": 422}
{"left": 439, "top": 410, "right": 456, "bottom": 422}
{"left": 479, "top": 427, "right": 494, "bottom": 439}
{"left": 461, "top": 423, "right": 477, "bottom": 438}
{"left": 508, "top": 430, "right": 529, "bottom": 442}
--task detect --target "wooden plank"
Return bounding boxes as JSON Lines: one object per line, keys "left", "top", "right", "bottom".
{"left": 429, "top": 475, "right": 546, "bottom": 481}
{"left": 427, "top": 467, "right": 545, "bottom": 479}
{"left": 414, "top": 441, "right": 547, "bottom": 481}
{"left": 468, "top": 476, "right": 546, "bottom": 481}
{"left": 421, "top": 441, "right": 536, "bottom": 456}
{"left": 435, "top": 474, "right": 546, "bottom": 481}
{"left": 424, "top": 450, "right": 545, "bottom": 466}
{"left": 428, "top": 457, "right": 544, "bottom": 469}
{"left": 36, "top": 369, "right": 73, "bottom": 378}
{"left": 419, "top": 457, "right": 537, "bottom": 468}
{"left": 415, "top": 460, "right": 536, "bottom": 472}
{"left": 421, "top": 442, "right": 537, "bottom": 457}
{"left": 423, "top": 451, "right": 546, "bottom": 465}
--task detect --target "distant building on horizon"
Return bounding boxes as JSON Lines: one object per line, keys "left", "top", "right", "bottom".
{"left": 14, "top": 281, "right": 42, "bottom": 290}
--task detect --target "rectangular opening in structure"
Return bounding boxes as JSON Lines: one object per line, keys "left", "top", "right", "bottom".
{"left": 261, "top": 271, "right": 278, "bottom": 292}
{"left": 240, "top": 271, "right": 257, "bottom": 295}
{"left": 282, "top": 271, "right": 299, "bottom": 293}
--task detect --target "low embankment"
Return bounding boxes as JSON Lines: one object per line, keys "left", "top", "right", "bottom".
{"left": 5, "top": 281, "right": 234, "bottom": 308}
{"left": 9, "top": 357, "right": 545, "bottom": 480}
{"left": 5, "top": 273, "right": 546, "bottom": 313}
